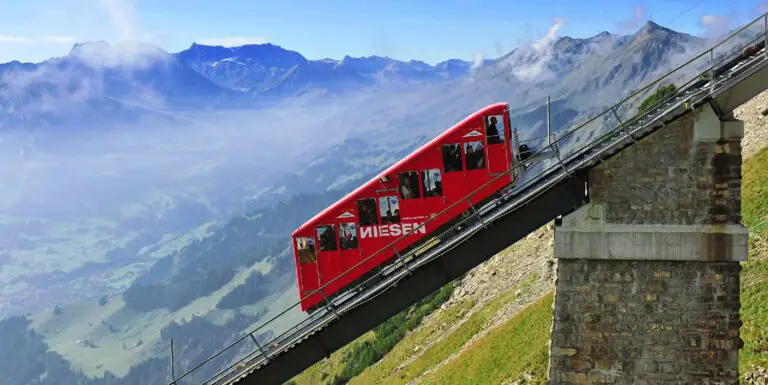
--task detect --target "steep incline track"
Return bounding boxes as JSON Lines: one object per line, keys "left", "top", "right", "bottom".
{"left": 169, "top": 13, "right": 768, "bottom": 385}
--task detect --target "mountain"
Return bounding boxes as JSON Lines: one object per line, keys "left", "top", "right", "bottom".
{"left": 0, "top": 41, "right": 485, "bottom": 128}
{"left": 0, "top": 42, "right": 246, "bottom": 129}
{"left": 176, "top": 43, "right": 309, "bottom": 91}
{"left": 174, "top": 43, "right": 488, "bottom": 97}
{"left": 1, "top": 16, "right": 763, "bottom": 385}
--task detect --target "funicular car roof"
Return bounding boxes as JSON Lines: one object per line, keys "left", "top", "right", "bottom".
{"left": 292, "top": 102, "right": 508, "bottom": 236}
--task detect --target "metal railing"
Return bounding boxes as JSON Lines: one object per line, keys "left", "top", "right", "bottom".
{"left": 167, "top": 12, "right": 768, "bottom": 385}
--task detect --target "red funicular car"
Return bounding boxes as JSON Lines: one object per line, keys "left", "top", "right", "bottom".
{"left": 292, "top": 102, "right": 525, "bottom": 313}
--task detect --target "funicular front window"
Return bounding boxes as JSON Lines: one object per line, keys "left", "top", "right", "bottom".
{"left": 464, "top": 141, "right": 486, "bottom": 170}
{"left": 422, "top": 168, "right": 442, "bottom": 197}
{"left": 398, "top": 171, "right": 421, "bottom": 199}
{"left": 296, "top": 237, "right": 317, "bottom": 264}
{"left": 316, "top": 225, "right": 338, "bottom": 251}
{"left": 357, "top": 198, "right": 378, "bottom": 226}
{"left": 379, "top": 196, "right": 400, "bottom": 224}
{"left": 339, "top": 222, "right": 358, "bottom": 250}
{"left": 484, "top": 115, "right": 505, "bottom": 145}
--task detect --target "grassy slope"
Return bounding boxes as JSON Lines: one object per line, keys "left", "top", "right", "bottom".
{"left": 334, "top": 273, "right": 542, "bottom": 385}
{"left": 417, "top": 293, "right": 552, "bottom": 385}
{"left": 739, "top": 146, "right": 768, "bottom": 373}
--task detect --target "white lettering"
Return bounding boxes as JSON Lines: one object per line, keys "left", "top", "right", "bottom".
{"left": 359, "top": 223, "right": 427, "bottom": 239}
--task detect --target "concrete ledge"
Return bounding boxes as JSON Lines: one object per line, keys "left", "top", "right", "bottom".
{"left": 554, "top": 224, "right": 749, "bottom": 261}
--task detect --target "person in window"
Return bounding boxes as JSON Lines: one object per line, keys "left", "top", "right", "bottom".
{"left": 433, "top": 171, "right": 442, "bottom": 195}
{"left": 487, "top": 116, "right": 502, "bottom": 145}
{"left": 321, "top": 226, "right": 336, "bottom": 251}
{"left": 399, "top": 174, "right": 414, "bottom": 199}
{"left": 359, "top": 201, "right": 377, "bottom": 226}
{"left": 466, "top": 144, "right": 482, "bottom": 169}
{"left": 343, "top": 226, "right": 358, "bottom": 249}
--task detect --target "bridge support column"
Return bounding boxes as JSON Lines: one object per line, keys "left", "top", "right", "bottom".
{"left": 547, "top": 102, "right": 749, "bottom": 385}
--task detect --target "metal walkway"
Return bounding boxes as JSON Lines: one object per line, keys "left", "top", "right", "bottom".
{"left": 169, "top": 13, "right": 768, "bottom": 385}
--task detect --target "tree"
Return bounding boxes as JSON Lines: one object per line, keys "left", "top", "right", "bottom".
{"left": 639, "top": 83, "right": 677, "bottom": 113}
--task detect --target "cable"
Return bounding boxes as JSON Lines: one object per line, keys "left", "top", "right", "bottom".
{"left": 661, "top": 0, "right": 711, "bottom": 28}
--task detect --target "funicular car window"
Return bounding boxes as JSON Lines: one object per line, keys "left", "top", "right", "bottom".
{"left": 357, "top": 198, "right": 378, "bottom": 226}
{"left": 398, "top": 171, "right": 421, "bottom": 199}
{"left": 422, "top": 168, "right": 442, "bottom": 197}
{"left": 379, "top": 196, "right": 401, "bottom": 224}
{"left": 464, "top": 141, "right": 486, "bottom": 170}
{"left": 316, "top": 225, "right": 338, "bottom": 252}
{"left": 296, "top": 237, "right": 317, "bottom": 264}
{"left": 484, "top": 115, "right": 505, "bottom": 145}
{"left": 339, "top": 222, "right": 359, "bottom": 250}
{"left": 442, "top": 144, "right": 463, "bottom": 172}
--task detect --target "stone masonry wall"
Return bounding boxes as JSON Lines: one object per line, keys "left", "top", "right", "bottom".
{"left": 548, "top": 104, "right": 746, "bottom": 385}
{"left": 587, "top": 112, "right": 742, "bottom": 225}
{"left": 550, "top": 259, "right": 742, "bottom": 385}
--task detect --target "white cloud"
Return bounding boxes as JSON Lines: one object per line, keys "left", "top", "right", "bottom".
{"left": 196, "top": 36, "right": 269, "bottom": 47}
{"left": 509, "top": 17, "right": 565, "bottom": 82}
{"left": 471, "top": 52, "right": 484, "bottom": 72}
{"left": 98, "top": 0, "right": 139, "bottom": 42}
{"left": 0, "top": 35, "right": 75, "bottom": 44}
{"left": 533, "top": 17, "right": 565, "bottom": 52}
{"left": 699, "top": 14, "right": 732, "bottom": 38}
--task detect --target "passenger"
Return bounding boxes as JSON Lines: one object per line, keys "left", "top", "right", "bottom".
{"left": 486, "top": 116, "right": 502, "bottom": 144}
{"left": 400, "top": 180, "right": 413, "bottom": 199}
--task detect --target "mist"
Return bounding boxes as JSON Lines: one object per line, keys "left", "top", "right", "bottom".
{"left": 0, "top": 85, "right": 418, "bottom": 317}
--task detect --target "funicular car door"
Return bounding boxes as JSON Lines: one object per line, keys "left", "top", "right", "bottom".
{"left": 355, "top": 196, "right": 386, "bottom": 273}
{"left": 295, "top": 236, "right": 321, "bottom": 303}
{"left": 375, "top": 190, "right": 403, "bottom": 262}
{"left": 315, "top": 221, "right": 342, "bottom": 296}
{"left": 461, "top": 125, "right": 489, "bottom": 197}
{"left": 336, "top": 208, "right": 361, "bottom": 288}
{"left": 441, "top": 141, "right": 467, "bottom": 206}
{"left": 483, "top": 113, "right": 511, "bottom": 176}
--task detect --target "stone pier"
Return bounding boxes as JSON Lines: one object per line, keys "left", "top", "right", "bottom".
{"left": 548, "top": 102, "right": 749, "bottom": 385}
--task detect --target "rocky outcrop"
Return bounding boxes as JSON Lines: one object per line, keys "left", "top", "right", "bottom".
{"left": 745, "top": 367, "right": 768, "bottom": 385}
{"left": 445, "top": 222, "right": 555, "bottom": 310}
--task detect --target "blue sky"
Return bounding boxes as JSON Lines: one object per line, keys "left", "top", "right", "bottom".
{"left": 0, "top": 0, "right": 766, "bottom": 64}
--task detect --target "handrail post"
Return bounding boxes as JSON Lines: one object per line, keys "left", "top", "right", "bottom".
{"left": 465, "top": 197, "right": 489, "bottom": 229}
{"left": 611, "top": 107, "right": 637, "bottom": 143}
{"left": 709, "top": 48, "right": 715, "bottom": 94}
{"left": 391, "top": 245, "right": 412, "bottom": 274}
{"left": 320, "top": 289, "right": 340, "bottom": 319}
{"left": 170, "top": 338, "right": 175, "bottom": 383}
{"left": 546, "top": 96, "right": 551, "bottom": 148}
{"left": 249, "top": 333, "right": 269, "bottom": 362}
{"left": 764, "top": 13, "right": 767, "bottom": 59}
